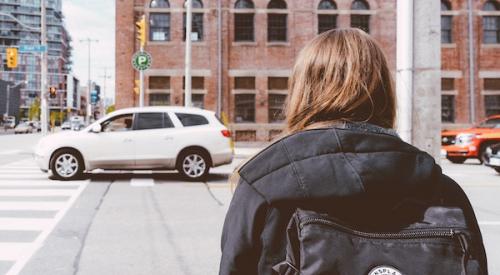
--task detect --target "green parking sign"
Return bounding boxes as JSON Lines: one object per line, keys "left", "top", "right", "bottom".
{"left": 132, "top": 51, "right": 152, "bottom": 71}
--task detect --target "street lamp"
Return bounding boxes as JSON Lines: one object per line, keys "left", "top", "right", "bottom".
{"left": 4, "top": 80, "right": 28, "bottom": 117}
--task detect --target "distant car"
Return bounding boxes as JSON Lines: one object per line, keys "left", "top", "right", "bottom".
{"left": 34, "top": 106, "right": 234, "bottom": 181}
{"left": 14, "top": 122, "right": 33, "bottom": 134}
{"left": 61, "top": 121, "right": 71, "bottom": 131}
{"left": 484, "top": 143, "right": 500, "bottom": 174}
{"left": 71, "top": 121, "right": 85, "bottom": 131}
{"left": 3, "top": 116, "right": 15, "bottom": 130}
{"left": 442, "top": 115, "right": 500, "bottom": 163}
{"left": 29, "top": 121, "right": 41, "bottom": 132}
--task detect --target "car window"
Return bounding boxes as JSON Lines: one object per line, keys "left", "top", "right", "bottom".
{"left": 175, "top": 113, "right": 209, "bottom": 127}
{"left": 135, "top": 112, "right": 174, "bottom": 130}
{"left": 101, "top": 114, "right": 134, "bottom": 132}
{"left": 480, "top": 118, "right": 500, "bottom": 128}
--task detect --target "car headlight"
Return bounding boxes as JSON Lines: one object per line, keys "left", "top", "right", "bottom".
{"left": 455, "top": 133, "right": 476, "bottom": 146}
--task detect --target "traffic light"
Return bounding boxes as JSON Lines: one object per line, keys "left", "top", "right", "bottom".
{"left": 136, "top": 15, "right": 146, "bottom": 48}
{"left": 134, "top": 79, "right": 140, "bottom": 95}
{"left": 49, "top": 87, "right": 57, "bottom": 98}
{"left": 6, "top": 48, "right": 18, "bottom": 68}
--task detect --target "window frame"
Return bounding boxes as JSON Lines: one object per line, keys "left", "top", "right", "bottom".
{"left": 183, "top": 12, "right": 204, "bottom": 42}
{"left": 234, "top": 94, "right": 256, "bottom": 123}
{"left": 441, "top": 95, "right": 455, "bottom": 123}
{"left": 149, "top": 13, "right": 171, "bottom": 42}
{"left": 133, "top": 112, "right": 174, "bottom": 131}
{"left": 100, "top": 113, "right": 135, "bottom": 133}
{"left": 268, "top": 93, "right": 287, "bottom": 123}
{"left": 175, "top": 112, "right": 210, "bottom": 127}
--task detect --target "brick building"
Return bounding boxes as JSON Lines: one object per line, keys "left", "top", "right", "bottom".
{"left": 115, "top": 0, "right": 500, "bottom": 141}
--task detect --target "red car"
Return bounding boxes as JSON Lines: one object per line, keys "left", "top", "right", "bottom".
{"left": 441, "top": 115, "right": 500, "bottom": 163}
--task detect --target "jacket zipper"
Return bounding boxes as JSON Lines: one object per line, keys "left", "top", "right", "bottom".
{"left": 301, "top": 217, "right": 470, "bottom": 274}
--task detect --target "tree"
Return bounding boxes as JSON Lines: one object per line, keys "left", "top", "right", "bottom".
{"left": 106, "top": 104, "right": 115, "bottom": 114}
{"left": 28, "top": 98, "right": 41, "bottom": 121}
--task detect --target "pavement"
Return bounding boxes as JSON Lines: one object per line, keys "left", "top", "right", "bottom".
{"left": 0, "top": 133, "right": 498, "bottom": 275}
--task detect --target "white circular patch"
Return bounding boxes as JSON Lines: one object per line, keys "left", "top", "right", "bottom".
{"left": 368, "top": 265, "right": 402, "bottom": 275}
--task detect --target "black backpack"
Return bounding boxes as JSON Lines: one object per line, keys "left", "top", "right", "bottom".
{"left": 273, "top": 205, "right": 486, "bottom": 275}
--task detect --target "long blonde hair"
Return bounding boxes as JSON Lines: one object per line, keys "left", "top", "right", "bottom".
{"left": 286, "top": 28, "right": 396, "bottom": 134}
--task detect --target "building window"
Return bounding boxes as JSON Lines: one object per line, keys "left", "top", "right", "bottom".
{"left": 267, "top": 0, "right": 287, "bottom": 42}
{"left": 484, "top": 78, "right": 500, "bottom": 90}
{"left": 182, "top": 94, "right": 205, "bottom": 108}
{"left": 149, "top": 13, "right": 170, "bottom": 41}
{"left": 268, "top": 94, "right": 286, "bottom": 123}
{"left": 442, "top": 95, "right": 455, "bottom": 123}
{"left": 234, "top": 77, "right": 255, "bottom": 89}
{"left": 183, "top": 76, "right": 204, "bottom": 89}
{"left": 485, "top": 95, "right": 500, "bottom": 116}
{"left": 351, "top": 0, "right": 370, "bottom": 33}
{"left": 235, "top": 94, "right": 255, "bottom": 122}
{"left": 441, "top": 78, "right": 455, "bottom": 91}
{"left": 441, "top": 1, "right": 452, "bottom": 43}
{"left": 150, "top": 0, "right": 169, "bottom": 8}
{"left": 183, "top": 0, "right": 204, "bottom": 41}
{"left": 318, "top": 0, "right": 337, "bottom": 34}
{"left": 149, "top": 76, "right": 170, "bottom": 89}
{"left": 149, "top": 93, "right": 170, "bottom": 106}
{"left": 268, "top": 77, "right": 288, "bottom": 90}
{"left": 483, "top": 1, "right": 500, "bottom": 44}
{"left": 234, "top": 0, "right": 255, "bottom": 41}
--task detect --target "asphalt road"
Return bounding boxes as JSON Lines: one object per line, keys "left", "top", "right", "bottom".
{"left": 0, "top": 133, "right": 498, "bottom": 275}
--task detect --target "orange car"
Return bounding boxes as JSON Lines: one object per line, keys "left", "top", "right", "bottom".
{"left": 441, "top": 115, "right": 500, "bottom": 163}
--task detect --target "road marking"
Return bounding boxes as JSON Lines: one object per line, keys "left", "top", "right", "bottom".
{"left": 130, "top": 178, "right": 155, "bottom": 187}
{"left": 0, "top": 150, "right": 23, "bottom": 156}
{"left": 0, "top": 202, "right": 66, "bottom": 211}
{"left": 0, "top": 189, "right": 76, "bottom": 197}
{"left": 0, "top": 218, "right": 52, "bottom": 231}
{"left": 0, "top": 243, "right": 34, "bottom": 261}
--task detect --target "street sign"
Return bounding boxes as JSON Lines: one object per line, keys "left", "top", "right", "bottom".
{"left": 132, "top": 51, "right": 152, "bottom": 71}
{"left": 19, "top": 45, "right": 47, "bottom": 53}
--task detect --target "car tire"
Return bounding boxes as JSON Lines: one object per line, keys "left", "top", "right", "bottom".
{"left": 50, "top": 149, "right": 84, "bottom": 181}
{"left": 447, "top": 156, "right": 466, "bottom": 164}
{"left": 177, "top": 150, "right": 210, "bottom": 181}
{"left": 479, "top": 143, "right": 495, "bottom": 165}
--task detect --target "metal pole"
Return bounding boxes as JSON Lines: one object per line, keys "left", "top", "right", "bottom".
{"left": 216, "top": 0, "right": 222, "bottom": 115}
{"left": 184, "top": 0, "right": 193, "bottom": 107}
{"left": 139, "top": 67, "right": 144, "bottom": 107}
{"left": 396, "top": 0, "right": 414, "bottom": 143}
{"left": 87, "top": 39, "right": 92, "bottom": 123}
{"left": 40, "top": 0, "right": 48, "bottom": 135}
{"left": 467, "top": 0, "right": 475, "bottom": 124}
{"left": 5, "top": 85, "right": 10, "bottom": 116}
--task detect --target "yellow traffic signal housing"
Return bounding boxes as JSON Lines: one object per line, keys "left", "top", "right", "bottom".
{"left": 134, "top": 79, "right": 140, "bottom": 95}
{"left": 6, "top": 48, "right": 18, "bottom": 68}
{"left": 49, "top": 87, "right": 57, "bottom": 98}
{"left": 136, "top": 15, "right": 146, "bottom": 47}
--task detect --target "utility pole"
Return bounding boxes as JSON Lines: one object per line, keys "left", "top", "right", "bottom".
{"left": 100, "top": 67, "right": 111, "bottom": 112}
{"left": 40, "top": 0, "right": 48, "bottom": 135}
{"left": 467, "top": 0, "right": 476, "bottom": 124}
{"left": 396, "top": 0, "right": 441, "bottom": 160}
{"left": 80, "top": 38, "right": 98, "bottom": 124}
{"left": 184, "top": 0, "right": 193, "bottom": 107}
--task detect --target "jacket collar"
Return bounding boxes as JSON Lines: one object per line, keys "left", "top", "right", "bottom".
{"left": 335, "top": 121, "right": 400, "bottom": 138}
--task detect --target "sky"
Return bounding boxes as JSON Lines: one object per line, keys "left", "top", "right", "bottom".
{"left": 62, "top": 0, "right": 115, "bottom": 103}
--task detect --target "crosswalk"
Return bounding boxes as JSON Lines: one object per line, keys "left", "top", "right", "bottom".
{"left": 0, "top": 159, "right": 88, "bottom": 275}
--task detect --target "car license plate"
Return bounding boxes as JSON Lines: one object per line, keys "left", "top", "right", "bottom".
{"left": 489, "top": 158, "right": 500, "bottom": 166}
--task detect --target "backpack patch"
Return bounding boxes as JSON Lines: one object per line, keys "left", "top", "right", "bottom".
{"left": 368, "top": 266, "right": 402, "bottom": 275}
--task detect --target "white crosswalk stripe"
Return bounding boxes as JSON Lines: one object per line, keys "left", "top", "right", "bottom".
{"left": 0, "top": 159, "right": 88, "bottom": 275}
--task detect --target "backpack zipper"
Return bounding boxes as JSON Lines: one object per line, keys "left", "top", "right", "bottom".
{"left": 300, "top": 217, "right": 470, "bottom": 274}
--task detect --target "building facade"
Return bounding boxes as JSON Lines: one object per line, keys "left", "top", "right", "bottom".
{"left": 0, "top": 0, "right": 74, "bottom": 119}
{"left": 116, "top": 0, "right": 500, "bottom": 141}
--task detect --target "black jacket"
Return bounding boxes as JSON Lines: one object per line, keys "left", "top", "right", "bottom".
{"left": 219, "top": 123, "right": 487, "bottom": 275}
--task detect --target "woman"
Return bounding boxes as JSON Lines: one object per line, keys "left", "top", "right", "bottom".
{"left": 220, "top": 29, "right": 486, "bottom": 275}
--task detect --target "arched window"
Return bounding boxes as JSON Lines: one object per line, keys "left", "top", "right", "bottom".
{"left": 183, "top": 0, "right": 204, "bottom": 41}
{"left": 483, "top": 1, "right": 500, "bottom": 44}
{"left": 234, "top": 0, "right": 255, "bottom": 41}
{"left": 318, "top": 0, "right": 337, "bottom": 34}
{"left": 150, "top": 0, "right": 169, "bottom": 8}
{"left": 149, "top": 0, "right": 170, "bottom": 41}
{"left": 350, "top": 0, "right": 370, "bottom": 33}
{"left": 441, "top": 0, "right": 452, "bottom": 43}
{"left": 267, "top": 0, "right": 287, "bottom": 42}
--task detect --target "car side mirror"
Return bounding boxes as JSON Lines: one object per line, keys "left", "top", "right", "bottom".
{"left": 90, "top": 124, "right": 102, "bottom": 133}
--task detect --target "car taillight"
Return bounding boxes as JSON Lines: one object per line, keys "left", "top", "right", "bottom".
{"left": 221, "top": 129, "right": 231, "bottom": 138}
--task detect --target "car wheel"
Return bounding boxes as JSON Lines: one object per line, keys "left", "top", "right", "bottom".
{"left": 447, "top": 156, "right": 466, "bottom": 164}
{"left": 50, "top": 150, "right": 84, "bottom": 181}
{"left": 479, "top": 144, "right": 495, "bottom": 164}
{"left": 177, "top": 150, "right": 210, "bottom": 181}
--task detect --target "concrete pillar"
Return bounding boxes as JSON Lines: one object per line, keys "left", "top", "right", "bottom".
{"left": 397, "top": 0, "right": 441, "bottom": 161}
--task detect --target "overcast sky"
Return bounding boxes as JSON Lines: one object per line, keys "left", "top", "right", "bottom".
{"left": 62, "top": 0, "right": 115, "bottom": 103}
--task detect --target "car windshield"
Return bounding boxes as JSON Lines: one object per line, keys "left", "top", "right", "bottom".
{"left": 477, "top": 118, "right": 500, "bottom": 128}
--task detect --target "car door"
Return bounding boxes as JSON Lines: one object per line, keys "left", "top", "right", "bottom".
{"left": 133, "top": 112, "right": 177, "bottom": 169}
{"left": 85, "top": 113, "right": 136, "bottom": 169}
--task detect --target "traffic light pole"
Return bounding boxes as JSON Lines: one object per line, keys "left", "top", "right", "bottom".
{"left": 184, "top": 0, "right": 193, "bottom": 107}
{"left": 40, "top": 0, "right": 48, "bottom": 135}
{"left": 139, "top": 45, "right": 144, "bottom": 107}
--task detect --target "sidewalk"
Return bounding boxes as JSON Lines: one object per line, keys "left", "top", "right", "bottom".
{"left": 233, "top": 142, "right": 268, "bottom": 159}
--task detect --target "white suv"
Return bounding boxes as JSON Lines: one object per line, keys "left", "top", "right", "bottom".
{"left": 34, "top": 107, "right": 234, "bottom": 181}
